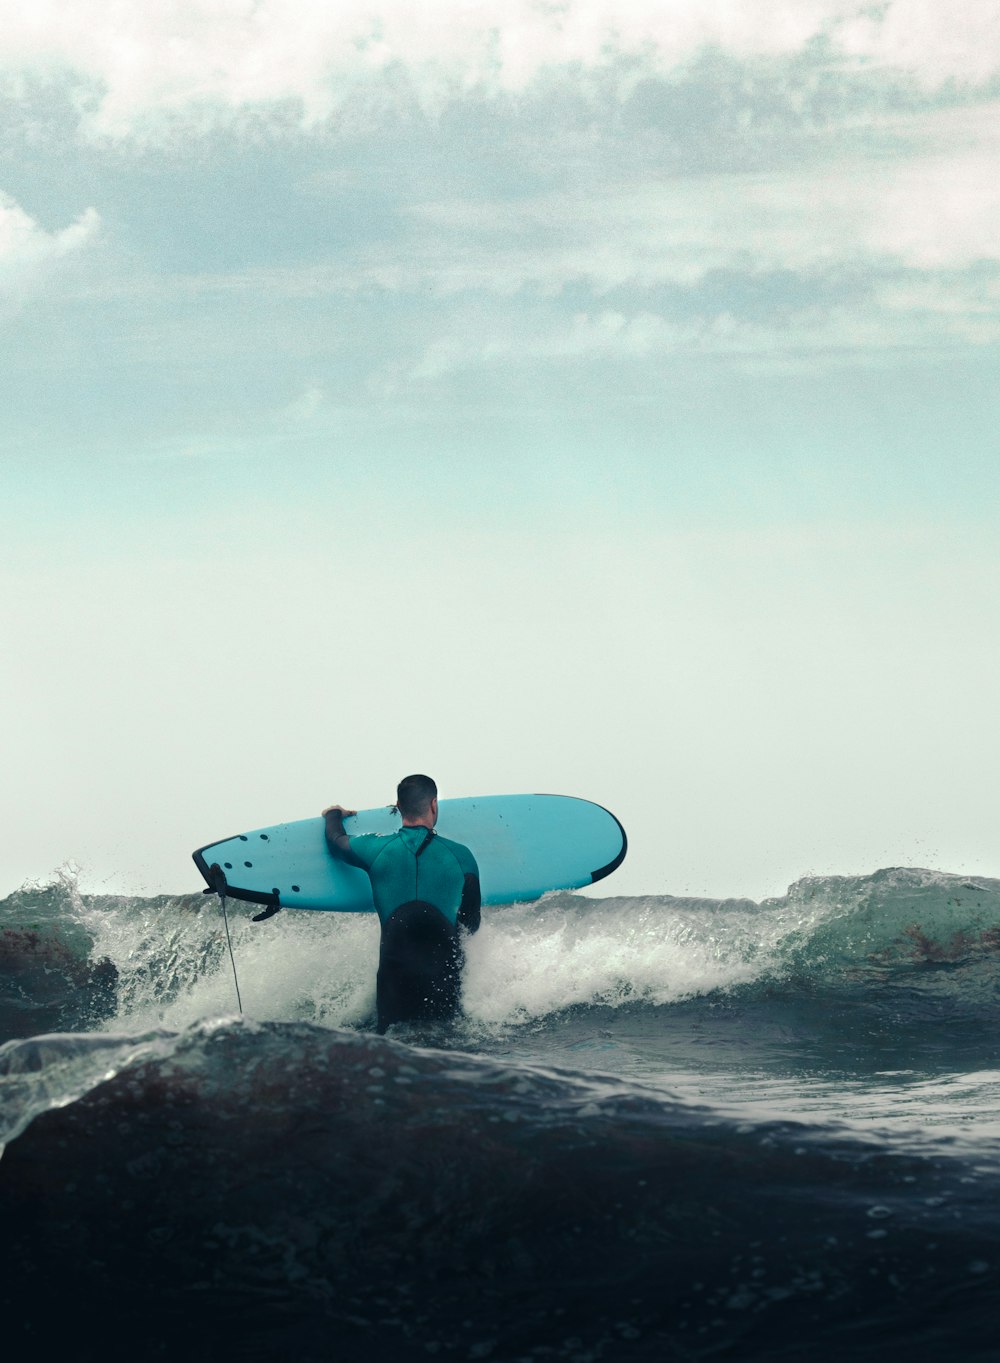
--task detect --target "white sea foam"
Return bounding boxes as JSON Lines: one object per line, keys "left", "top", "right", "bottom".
{"left": 461, "top": 893, "right": 772, "bottom": 1025}
{"left": 15, "top": 863, "right": 1000, "bottom": 1037}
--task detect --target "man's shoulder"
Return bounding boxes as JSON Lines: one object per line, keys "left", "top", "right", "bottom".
{"left": 347, "top": 830, "right": 397, "bottom": 863}
{"left": 349, "top": 831, "right": 396, "bottom": 845}
{"left": 433, "top": 833, "right": 479, "bottom": 873}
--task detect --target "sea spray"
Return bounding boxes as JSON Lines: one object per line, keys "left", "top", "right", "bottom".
{"left": 5, "top": 865, "right": 1000, "bottom": 1042}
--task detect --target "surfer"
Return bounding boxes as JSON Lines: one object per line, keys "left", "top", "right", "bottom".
{"left": 323, "top": 775, "right": 481, "bottom": 1033}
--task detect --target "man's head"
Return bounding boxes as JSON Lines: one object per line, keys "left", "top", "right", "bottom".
{"left": 396, "top": 774, "right": 438, "bottom": 826}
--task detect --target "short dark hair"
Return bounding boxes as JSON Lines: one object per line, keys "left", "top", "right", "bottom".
{"left": 396, "top": 774, "right": 437, "bottom": 818}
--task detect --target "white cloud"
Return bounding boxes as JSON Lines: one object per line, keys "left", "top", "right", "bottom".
{"left": 405, "top": 274, "right": 1000, "bottom": 379}
{"left": 867, "top": 149, "right": 1000, "bottom": 269}
{"left": 2, "top": 1, "right": 999, "bottom": 138}
{"left": 0, "top": 193, "right": 100, "bottom": 286}
{"left": 837, "top": 1, "right": 1000, "bottom": 87}
{"left": 411, "top": 310, "right": 709, "bottom": 377}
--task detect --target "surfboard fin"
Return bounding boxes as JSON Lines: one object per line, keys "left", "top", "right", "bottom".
{"left": 251, "top": 903, "right": 283, "bottom": 923}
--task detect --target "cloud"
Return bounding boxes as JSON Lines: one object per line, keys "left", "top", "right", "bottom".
{"left": 405, "top": 268, "right": 1000, "bottom": 380}
{"left": 3, "top": 6, "right": 995, "bottom": 373}
{"left": 837, "top": 2, "right": 1000, "bottom": 87}
{"left": 0, "top": 193, "right": 100, "bottom": 288}
{"left": 867, "top": 148, "right": 1000, "bottom": 270}
{"left": 2, "top": 1, "right": 999, "bottom": 139}
{"left": 410, "top": 310, "right": 698, "bottom": 379}
{"left": 403, "top": 111, "right": 1000, "bottom": 290}
{"left": 56, "top": 117, "right": 994, "bottom": 371}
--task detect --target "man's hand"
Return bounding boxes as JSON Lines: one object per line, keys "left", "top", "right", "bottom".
{"left": 322, "top": 804, "right": 357, "bottom": 818}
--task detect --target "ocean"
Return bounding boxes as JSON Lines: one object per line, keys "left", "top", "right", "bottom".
{"left": 3, "top": 864, "right": 1000, "bottom": 1360}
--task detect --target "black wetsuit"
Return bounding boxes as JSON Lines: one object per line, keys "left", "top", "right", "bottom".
{"left": 326, "top": 818, "right": 481, "bottom": 1032}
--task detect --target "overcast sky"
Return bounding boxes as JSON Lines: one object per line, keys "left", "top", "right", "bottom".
{"left": 2, "top": 1, "right": 999, "bottom": 901}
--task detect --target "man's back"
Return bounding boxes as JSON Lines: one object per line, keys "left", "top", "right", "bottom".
{"left": 345, "top": 826, "right": 479, "bottom": 929}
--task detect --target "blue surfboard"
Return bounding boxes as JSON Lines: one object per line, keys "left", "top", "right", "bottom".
{"left": 193, "top": 794, "right": 627, "bottom": 913}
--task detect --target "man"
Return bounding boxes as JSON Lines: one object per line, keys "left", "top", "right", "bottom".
{"left": 323, "top": 775, "right": 481, "bottom": 1033}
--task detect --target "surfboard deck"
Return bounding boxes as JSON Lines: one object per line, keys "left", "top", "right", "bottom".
{"left": 193, "top": 794, "right": 627, "bottom": 913}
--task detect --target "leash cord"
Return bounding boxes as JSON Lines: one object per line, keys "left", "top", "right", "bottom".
{"left": 219, "top": 888, "right": 244, "bottom": 1014}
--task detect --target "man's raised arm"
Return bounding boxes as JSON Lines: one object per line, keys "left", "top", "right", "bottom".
{"left": 322, "top": 804, "right": 358, "bottom": 860}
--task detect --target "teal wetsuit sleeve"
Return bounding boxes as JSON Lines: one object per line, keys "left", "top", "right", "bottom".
{"left": 324, "top": 810, "right": 382, "bottom": 871}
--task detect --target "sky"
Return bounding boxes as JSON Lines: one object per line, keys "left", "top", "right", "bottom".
{"left": 2, "top": 0, "right": 999, "bottom": 902}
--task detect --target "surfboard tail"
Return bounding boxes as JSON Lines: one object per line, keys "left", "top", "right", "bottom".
{"left": 192, "top": 846, "right": 281, "bottom": 911}
{"left": 589, "top": 807, "right": 628, "bottom": 884}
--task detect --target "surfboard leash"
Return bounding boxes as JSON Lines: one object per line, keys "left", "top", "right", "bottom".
{"left": 204, "top": 863, "right": 243, "bottom": 1014}
{"left": 219, "top": 886, "right": 244, "bottom": 1015}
